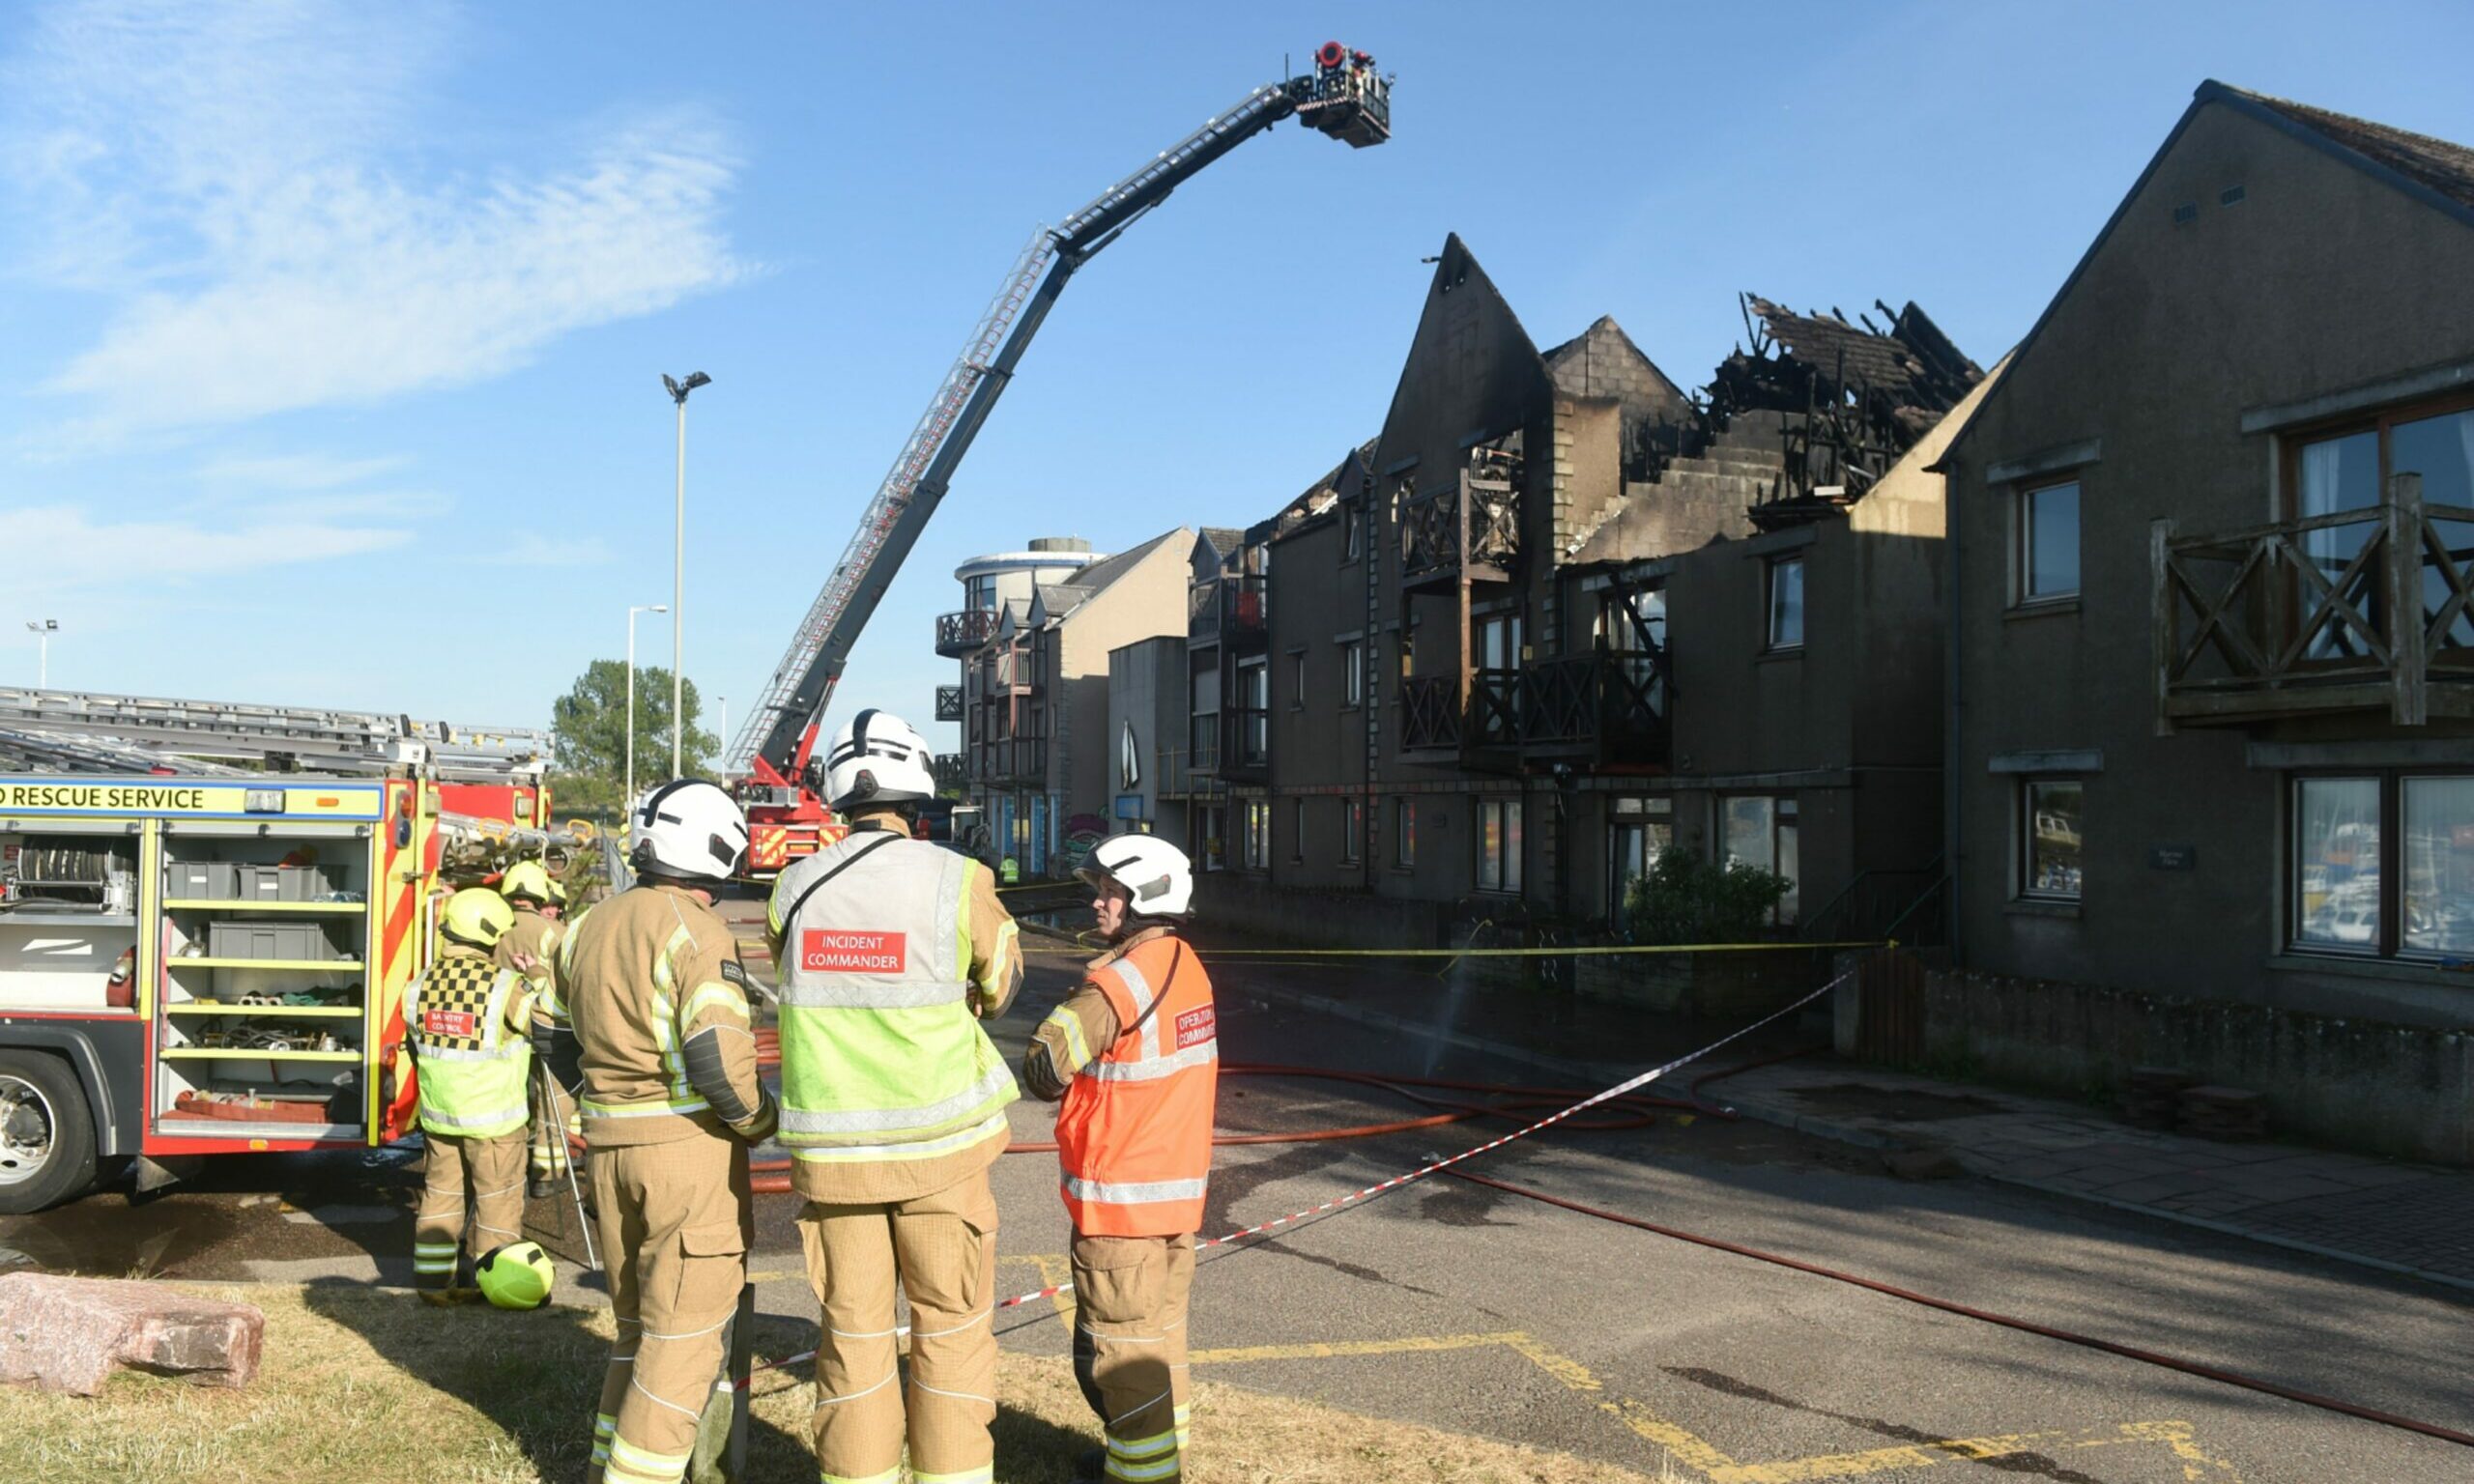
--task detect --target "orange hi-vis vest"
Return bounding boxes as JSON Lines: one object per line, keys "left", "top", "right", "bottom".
{"left": 1054, "top": 932, "right": 1218, "bottom": 1237}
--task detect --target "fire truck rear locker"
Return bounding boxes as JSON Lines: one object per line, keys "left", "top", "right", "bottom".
{"left": 0, "top": 774, "right": 446, "bottom": 1213}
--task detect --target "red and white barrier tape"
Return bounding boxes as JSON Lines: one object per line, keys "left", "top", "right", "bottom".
{"left": 726, "top": 967, "right": 1854, "bottom": 1389}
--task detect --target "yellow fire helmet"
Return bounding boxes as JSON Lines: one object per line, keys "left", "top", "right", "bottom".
{"left": 441, "top": 888, "right": 515, "bottom": 950}
{"left": 500, "top": 860, "right": 566, "bottom": 907}
{"left": 475, "top": 1241, "right": 555, "bottom": 1310}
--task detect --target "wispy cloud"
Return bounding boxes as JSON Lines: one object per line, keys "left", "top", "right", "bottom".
{"left": 1, "top": 502, "right": 412, "bottom": 599}
{"left": 2, "top": 0, "right": 746, "bottom": 437}
{"left": 197, "top": 451, "right": 410, "bottom": 490}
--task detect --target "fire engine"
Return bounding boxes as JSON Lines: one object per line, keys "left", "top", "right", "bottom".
{"left": 0, "top": 687, "right": 560, "bottom": 1212}
{"left": 723, "top": 43, "right": 1392, "bottom": 881}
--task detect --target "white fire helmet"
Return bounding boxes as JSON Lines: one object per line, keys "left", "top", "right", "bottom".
{"left": 1078, "top": 834, "right": 1194, "bottom": 919}
{"left": 824, "top": 709, "right": 937, "bottom": 811}
{"left": 629, "top": 779, "right": 749, "bottom": 885}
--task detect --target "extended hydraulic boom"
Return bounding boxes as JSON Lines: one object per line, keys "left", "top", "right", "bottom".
{"left": 728, "top": 44, "right": 1391, "bottom": 835}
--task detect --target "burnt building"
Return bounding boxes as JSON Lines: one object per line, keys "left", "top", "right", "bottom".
{"left": 1196, "top": 234, "right": 1984, "bottom": 953}
{"left": 1933, "top": 81, "right": 2474, "bottom": 1160}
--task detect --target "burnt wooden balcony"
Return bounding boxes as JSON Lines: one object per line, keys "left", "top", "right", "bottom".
{"left": 935, "top": 608, "right": 1001, "bottom": 658}
{"left": 932, "top": 753, "right": 965, "bottom": 793}
{"left": 1401, "top": 451, "right": 1521, "bottom": 593}
{"left": 1395, "top": 650, "right": 1670, "bottom": 769}
{"left": 935, "top": 685, "right": 964, "bottom": 723}
{"left": 2154, "top": 474, "right": 2474, "bottom": 728}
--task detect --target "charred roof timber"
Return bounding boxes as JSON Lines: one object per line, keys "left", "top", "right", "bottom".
{"left": 1630, "top": 296, "right": 1983, "bottom": 530}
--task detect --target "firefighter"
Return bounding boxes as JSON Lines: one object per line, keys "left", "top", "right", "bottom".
{"left": 764, "top": 710, "right": 1022, "bottom": 1484}
{"left": 496, "top": 859, "right": 574, "bottom": 1198}
{"left": 564, "top": 780, "right": 776, "bottom": 1484}
{"left": 1021, "top": 836, "right": 1215, "bottom": 1484}
{"left": 406, "top": 887, "right": 536, "bottom": 1307}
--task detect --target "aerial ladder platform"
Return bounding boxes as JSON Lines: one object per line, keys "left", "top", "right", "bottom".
{"left": 724, "top": 42, "right": 1392, "bottom": 876}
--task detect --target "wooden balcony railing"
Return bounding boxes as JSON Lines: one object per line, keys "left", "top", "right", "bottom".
{"left": 935, "top": 608, "right": 1000, "bottom": 657}
{"left": 2154, "top": 473, "right": 2474, "bottom": 728}
{"left": 932, "top": 753, "right": 965, "bottom": 792}
{"left": 935, "top": 685, "right": 964, "bottom": 723}
{"left": 1401, "top": 450, "right": 1521, "bottom": 590}
{"left": 1396, "top": 649, "right": 1670, "bottom": 764}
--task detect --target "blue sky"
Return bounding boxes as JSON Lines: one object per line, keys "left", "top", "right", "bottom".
{"left": 4, "top": 1, "right": 2470, "bottom": 760}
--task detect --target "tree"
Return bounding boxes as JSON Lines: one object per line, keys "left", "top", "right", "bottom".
{"left": 550, "top": 661, "right": 720, "bottom": 814}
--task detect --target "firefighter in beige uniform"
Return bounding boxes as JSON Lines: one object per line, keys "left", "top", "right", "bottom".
{"left": 1022, "top": 836, "right": 1216, "bottom": 1483}
{"left": 765, "top": 710, "right": 1022, "bottom": 1484}
{"left": 565, "top": 780, "right": 777, "bottom": 1484}
{"left": 407, "top": 887, "right": 537, "bottom": 1305}
{"left": 495, "top": 859, "right": 575, "bottom": 1197}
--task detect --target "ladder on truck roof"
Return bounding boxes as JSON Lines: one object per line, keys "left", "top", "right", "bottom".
{"left": 0, "top": 686, "right": 550, "bottom": 785}
{"left": 726, "top": 44, "right": 1392, "bottom": 781}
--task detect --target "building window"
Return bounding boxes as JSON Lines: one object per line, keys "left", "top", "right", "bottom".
{"left": 1609, "top": 796, "right": 1673, "bottom": 928}
{"left": 2020, "top": 779, "right": 2085, "bottom": 900}
{"left": 2292, "top": 404, "right": 2474, "bottom": 655}
{"left": 1477, "top": 798, "right": 1523, "bottom": 893}
{"left": 1343, "top": 505, "right": 1363, "bottom": 563}
{"left": 1290, "top": 798, "right": 1306, "bottom": 862}
{"left": 1289, "top": 651, "right": 1308, "bottom": 710}
{"left": 1342, "top": 799, "right": 1363, "bottom": 863}
{"left": 1721, "top": 795, "right": 1799, "bottom": 924}
{"left": 2291, "top": 772, "right": 2474, "bottom": 957}
{"left": 1393, "top": 797, "right": 1415, "bottom": 869}
{"left": 2017, "top": 481, "right": 2081, "bottom": 604}
{"left": 1341, "top": 641, "right": 1364, "bottom": 708}
{"left": 1767, "top": 557, "right": 1804, "bottom": 650}
{"left": 964, "top": 574, "right": 997, "bottom": 611}
{"left": 1241, "top": 799, "right": 1270, "bottom": 871}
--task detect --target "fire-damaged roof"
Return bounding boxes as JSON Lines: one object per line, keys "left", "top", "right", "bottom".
{"left": 1728, "top": 297, "right": 1984, "bottom": 440}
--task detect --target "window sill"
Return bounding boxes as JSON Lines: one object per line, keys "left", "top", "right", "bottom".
{"left": 2266, "top": 953, "right": 2474, "bottom": 986}
{"left": 1340, "top": 702, "right": 1363, "bottom": 713}
{"left": 1759, "top": 645, "right": 1805, "bottom": 664}
{"left": 2005, "top": 897, "right": 2082, "bottom": 919}
{"left": 2006, "top": 598, "right": 2081, "bottom": 620}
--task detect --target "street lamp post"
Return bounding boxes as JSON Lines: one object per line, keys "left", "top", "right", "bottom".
{"left": 662, "top": 371, "right": 711, "bottom": 777}
{"left": 23, "top": 620, "right": 57, "bottom": 690}
{"left": 626, "top": 603, "right": 669, "bottom": 810}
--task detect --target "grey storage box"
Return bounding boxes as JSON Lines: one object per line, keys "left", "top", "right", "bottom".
{"left": 207, "top": 920, "right": 342, "bottom": 962}
{"left": 234, "top": 864, "right": 342, "bottom": 902}
{"left": 165, "top": 862, "right": 237, "bottom": 900}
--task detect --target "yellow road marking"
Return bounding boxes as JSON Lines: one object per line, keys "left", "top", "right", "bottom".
{"left": 1184, "top": 1326, "right": 2244, "bottom": 1483}
{"left": 1191, "top": 1330, "right": 1522, "bottom": 1364}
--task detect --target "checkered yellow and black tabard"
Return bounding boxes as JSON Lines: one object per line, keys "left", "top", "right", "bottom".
{"left": 412, "top": 955, "right": 507, "bottom": 1053}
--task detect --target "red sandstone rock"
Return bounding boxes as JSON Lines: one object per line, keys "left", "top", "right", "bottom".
{"left": 0, "top": 1273, "right": 264, "bottom": 1395}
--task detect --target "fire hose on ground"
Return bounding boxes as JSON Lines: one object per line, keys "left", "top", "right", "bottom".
{"left": 703, "top": 996, "right": 2474, "bottom": 1449}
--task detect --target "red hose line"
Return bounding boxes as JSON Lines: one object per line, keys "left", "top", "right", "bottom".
{"left": 1449, "top": 1170, "right": 2474, "bottom": 1452}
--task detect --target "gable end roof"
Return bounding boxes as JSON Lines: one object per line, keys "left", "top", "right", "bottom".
{"left": 1942, "top": 79, "right": 2474, "bottom": 470}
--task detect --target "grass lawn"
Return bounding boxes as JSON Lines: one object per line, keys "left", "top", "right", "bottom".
{"left": 0, "top": 1283, "right": 1658, "bottom": 1484}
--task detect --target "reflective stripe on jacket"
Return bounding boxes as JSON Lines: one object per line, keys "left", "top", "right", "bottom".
{"left": 772, "top": 831, "right": 1019, "bottom": 1167}
{"left": 1055, "top": 931, "right": 1216, "bottom": 1237}
{"left": 405, "top": 950, "right": 532, "bottom": 1138}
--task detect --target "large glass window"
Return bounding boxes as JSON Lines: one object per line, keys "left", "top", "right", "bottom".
{"left": 964, "top": 574, "right": 997, "bottom": 611}
{"left": 1341, "top": 641, "right": 1365, "bottom": 707}
{"left": 1608, "top": 796, "right": 1673, "bottom": 928}
{"left": 1722, "top": 796, "right": 1799, "bottom": 924}
{"left": 2393, "top": 408, "right": 2474, "bottom": 650}
{"left": 1241, "top": 799, "right": 1270, "bottom": 870}
{"left": 1477, "top": 798, "right": 1523, "bottom": 893}
{"left": 2019, "top": 482, "right": 2081, "bottom": 603}
{"left": 2021, "top": 780, "right": 2085, "bottom": 900}
{"left": 2291, "top": 772, "right": 2474, "bottom": 958}
{"left": 2402, "top": 778, "right": 2474, "bottom": 956}
{"left": 1767, "top": 558, "right": 1804, "bottom": 649}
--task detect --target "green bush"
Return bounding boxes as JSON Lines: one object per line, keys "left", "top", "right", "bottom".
{"left": 1623, "top": 850, "right": 1792, "bottom": 945}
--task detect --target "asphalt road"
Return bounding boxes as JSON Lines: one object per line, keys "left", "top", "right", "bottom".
{"left": 4, "top": 914, "right": 2466, "bottom": 1483}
